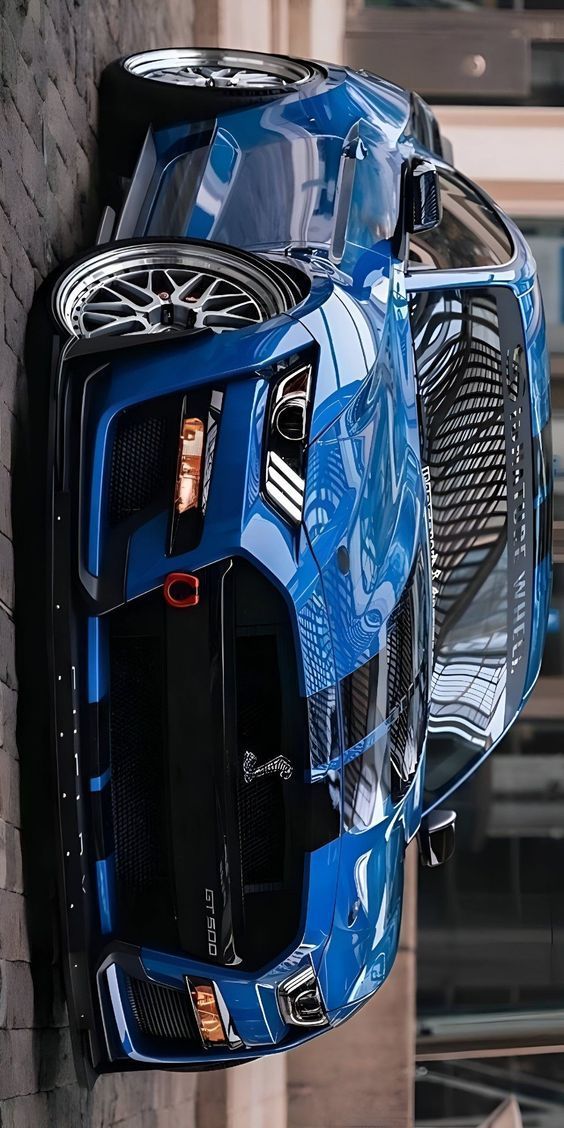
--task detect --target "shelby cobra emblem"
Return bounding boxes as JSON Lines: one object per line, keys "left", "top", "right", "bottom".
{"left": 243, "top": 750, "right": 294, "bottom": 783}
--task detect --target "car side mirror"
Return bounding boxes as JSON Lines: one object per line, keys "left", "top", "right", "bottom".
{"left": 418, "top": 809, "right": 456, "bottom": 867}
{"left": 407, "top": 158, "right": 442, "bottom": 233}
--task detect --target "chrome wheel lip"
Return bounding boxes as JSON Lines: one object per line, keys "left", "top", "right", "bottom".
{"left": 122, "top": 48, "right": 316, "bottom": 89}
{"left": 53, "top": 244, "right": 273, "bottom": 340}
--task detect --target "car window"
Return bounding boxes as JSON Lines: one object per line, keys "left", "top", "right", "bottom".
{"left": 409, "top": 170, "right": 513, "bottom": 271}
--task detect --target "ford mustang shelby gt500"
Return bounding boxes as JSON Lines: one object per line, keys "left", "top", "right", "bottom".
{"left": 24, "top": 49, "right": 551, "bottom": 1076}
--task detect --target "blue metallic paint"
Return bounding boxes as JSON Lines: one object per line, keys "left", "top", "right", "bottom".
{"left": 50, "top": 59, "right": 551, "bottom": 1068}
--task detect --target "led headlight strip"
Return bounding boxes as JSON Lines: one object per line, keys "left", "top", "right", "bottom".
{"left": 264, "top": 361, "right": 313, "bottom": 525}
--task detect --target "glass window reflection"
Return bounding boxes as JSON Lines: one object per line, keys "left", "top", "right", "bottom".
{"left": 409, "top": 171, "right": 513, "bottom": 271}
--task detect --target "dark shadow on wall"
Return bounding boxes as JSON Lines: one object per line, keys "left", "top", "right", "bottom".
{"left": 5, "top": 0, "right": 102, "bottom": 1088}
{"left": 3, "top": 0, "right": 198, "bottom": 1120}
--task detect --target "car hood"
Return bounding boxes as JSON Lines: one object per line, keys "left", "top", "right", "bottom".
{"left": 299, "top": 270, "right": 430, "bottom": 1016}
{"left": 302, "top": 266, "right": 429, "bottom": 684}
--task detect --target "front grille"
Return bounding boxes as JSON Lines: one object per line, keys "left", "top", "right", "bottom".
{"left": 105, "top": 562, "right": 306, "bottom": 971}
{"left": 127, "top": 976, "right": 196, "bottom": 1044}
{"left": 109, "top": 413, "right": 169, "bottom": 524}
{"left": 109, "top": 628, "right": 176, "bottom": 942}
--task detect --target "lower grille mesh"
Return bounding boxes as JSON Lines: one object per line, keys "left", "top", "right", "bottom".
{"left": 109, "top": 413, "right": 168, "bottom": 524}
{"left": 127, "top": 976, "right": 196, "bottom": 1043}
{"left": 237, "top": 773, "right": 285, "bottom": 890}
{"left": 109, "top": 635, "right": 174, "bottom": 939}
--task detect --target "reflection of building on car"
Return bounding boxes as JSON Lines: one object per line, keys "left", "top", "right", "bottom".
{"left": 26, "top": 48, "right": 551, "bottom": 1076}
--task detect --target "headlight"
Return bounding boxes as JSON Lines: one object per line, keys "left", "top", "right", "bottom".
{"left": 264, "top": 360, "right": 313, "bottom": 524}
{"left": 278, "top": 960, "right": 329, "bottom": 1028}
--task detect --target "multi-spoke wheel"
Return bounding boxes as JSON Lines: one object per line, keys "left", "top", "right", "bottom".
{"left": 122, "top": 49, "right": 316, "bottom": 91}
{"left": 99, "top": 49, "right": 324, "bottom": 177}
{"left": 51, "top": 242, "right": 307, "bottom": 340}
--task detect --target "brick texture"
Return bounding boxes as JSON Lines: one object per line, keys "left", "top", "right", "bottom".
{"left": 0, "top": 0, "right": 199, "bottom": 1122}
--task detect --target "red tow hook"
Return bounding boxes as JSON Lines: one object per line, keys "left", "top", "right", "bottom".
{"left": 163, "top": 572, "right": 200, "bottom": 608}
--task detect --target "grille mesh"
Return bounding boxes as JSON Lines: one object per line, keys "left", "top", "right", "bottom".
{"left": 109, "top": 414, "right": 168, "bottom": 524}
{"left": 236, "top": 635, "right": 285, "bottom": 890}
{"left": 110, "top": 636, "right": 169, "bottom": 892}
{"left": 127, "top": 976, "right": 196, "bottom": 1043}
{"left": 237, "top": 772, "right": 285, "bottom": 890}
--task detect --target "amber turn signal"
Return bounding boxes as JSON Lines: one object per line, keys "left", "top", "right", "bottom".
{"left": 190, "top": 982, "right": 227, "bottom": 1046}
{"left": 175, "top": 417, "right": 204, "bottom": 513}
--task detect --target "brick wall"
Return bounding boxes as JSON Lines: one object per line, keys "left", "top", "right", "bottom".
{"left": 0, "top": 1, "right": 199, "bottom": 1122}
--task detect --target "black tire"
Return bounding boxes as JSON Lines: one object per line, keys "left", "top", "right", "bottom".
{"left": 99, "top": 48, "right": 324, "bottom": 179}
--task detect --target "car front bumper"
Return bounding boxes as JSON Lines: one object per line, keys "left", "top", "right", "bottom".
{"left": 43, "top": 314, "right": 344, "bottom": 1071}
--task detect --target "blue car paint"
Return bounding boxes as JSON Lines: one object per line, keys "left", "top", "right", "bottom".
{"left": 303, "top": 268, "right": 424, "bottom": 682}
{"left": 62, "top": 61, "right": 550, "bottom": 1066}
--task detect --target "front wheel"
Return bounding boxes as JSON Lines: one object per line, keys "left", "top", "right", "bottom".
{"left": 50, "top": 239, "right": 308, "bottom": 340}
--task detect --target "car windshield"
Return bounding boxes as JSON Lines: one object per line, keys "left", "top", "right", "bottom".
{"left": 410, "top": 285, "right": 535, "bottom": 805}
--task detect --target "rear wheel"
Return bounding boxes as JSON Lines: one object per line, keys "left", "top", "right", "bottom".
{"left": 100, "top": 48, "right": 324, "bottom": 177}
{"left": 50, "top": 240, "right": 307, "bottom": 340}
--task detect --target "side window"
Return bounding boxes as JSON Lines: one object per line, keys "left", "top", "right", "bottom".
{"left": 409, "top": 171, "right": 513, "bottom": 271}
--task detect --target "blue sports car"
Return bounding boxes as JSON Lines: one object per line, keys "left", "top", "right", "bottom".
{"left": 25, "top": 48, "right": 551, "bottom": 1077}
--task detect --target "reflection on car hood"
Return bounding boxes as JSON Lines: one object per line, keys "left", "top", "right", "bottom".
{"left": 316, "top": 800, "right": 408, "bottom": 1015}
